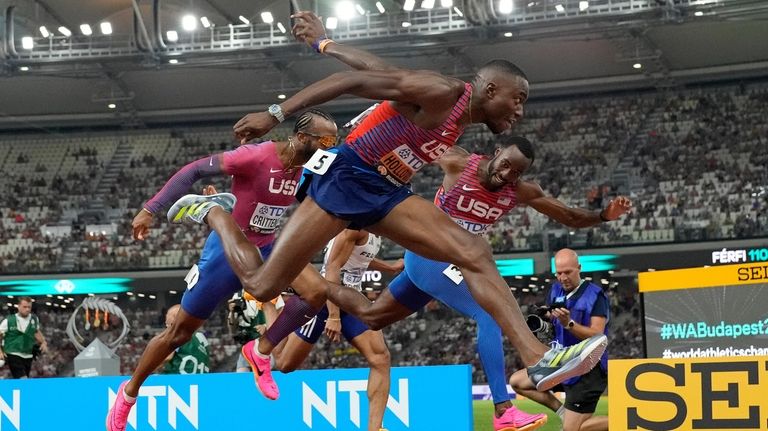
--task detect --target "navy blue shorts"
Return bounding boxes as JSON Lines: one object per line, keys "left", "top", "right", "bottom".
{"left": 307, "top": 145, "right": 413, "bottom": 230}
{"left": 294, "top": 304, "right": 370, "bottom": 344}
{"left": 181, "top": 231, "right": 273, "bottom": 320}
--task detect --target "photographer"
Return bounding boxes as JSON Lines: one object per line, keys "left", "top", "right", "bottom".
{"left": 0, "top": 297, "right": 48, "bottom": 378}
{"left": 510, "top": 249, "right": 609, "bottom": 431}
{"left": 228, "top": 291, "right": 282, "bottom": 372}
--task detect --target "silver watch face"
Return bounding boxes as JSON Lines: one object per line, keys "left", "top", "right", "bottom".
{"left": 269, "top": 105, "right": 280, "bottom": 115}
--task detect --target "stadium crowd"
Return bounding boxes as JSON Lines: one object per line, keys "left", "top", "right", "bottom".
{"left": 2, "top": 84, "right": 766, "bottom": 274}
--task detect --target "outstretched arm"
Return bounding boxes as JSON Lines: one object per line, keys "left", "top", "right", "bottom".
{"left": 518, "top": 181, "right": 632, "bottom": 228}
{"left": 233, "top": 68, "right": 458, "bottom": 143}
{"left": 133, "top": 154, "right": 225, "bottom": 240}
{"left": 292, "top": 11, "right": 397, "bottom": 72}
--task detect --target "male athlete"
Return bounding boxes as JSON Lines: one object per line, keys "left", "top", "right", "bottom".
{"left": 323, "top": 137, "right": 631, "bottom": 430}
{"left": 168, "top": 13, "right": 606, "bottom": 400}
{"left": 267, "top": 229, "right": 401, "bottom": 431}
{"left": 106, "top": 110, "right": 337, "bottom": 431}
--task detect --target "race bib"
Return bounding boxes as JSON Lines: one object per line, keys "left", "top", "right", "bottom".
{"left": 249, "top": 203, "right": 289, "bottom": 233}
{"left": 376, "top": 144, "right": 427, "bottom": 185}
{"left": 185, "top": 264, "right": 200, "bottom": 290}
{"left": 343, "top": 271, "right": 363, "bottom": 291}
{"left": 442, "top": 264, "right": 464, "bottom": 285}
{"left": 304, "top": 149, "right": 337, "bottom": 175}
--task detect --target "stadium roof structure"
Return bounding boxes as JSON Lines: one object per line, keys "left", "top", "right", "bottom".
{"left": 0, "top": 0, "right": 767, "bottom": 129}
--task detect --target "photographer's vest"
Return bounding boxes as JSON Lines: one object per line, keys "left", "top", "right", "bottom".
{"left": 549, "top": 282, "right": 609, "bottom": 384}
{"left": 3, "top": 314, "right": 39, "bottom": 358}
{"left": 164, "top": 332, "right": 210, "bottom": 374}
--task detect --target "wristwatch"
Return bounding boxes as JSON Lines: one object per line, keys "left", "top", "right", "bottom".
{"left": 268, "top": 104, "right": 285, "bottom": 123}
{"left": 567, "top": 319, "right": 576, "bottom": 329}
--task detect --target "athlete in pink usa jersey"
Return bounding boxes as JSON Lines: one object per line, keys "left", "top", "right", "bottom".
{"left": 325, "top": 136, "right": 632, "bottom": 431}
{"left": 106, "top": 110, "right": 337, "bottom": 431}
{"left": 170, "top": 11, "right": 602, "bottom": 401}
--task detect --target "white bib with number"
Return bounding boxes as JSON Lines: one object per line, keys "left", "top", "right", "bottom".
{"left": 442, "top": 264, "right": 465, "bottom": 285}
{"left": 304, "top": 149, "right": 338, "bottom": 175}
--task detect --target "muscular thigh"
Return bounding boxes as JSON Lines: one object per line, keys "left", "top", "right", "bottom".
{"left": 258, "top": 197, "right": 348, "bottom": 287}
{"left": 368, "top": 195, "right": 488, "bottom": 268}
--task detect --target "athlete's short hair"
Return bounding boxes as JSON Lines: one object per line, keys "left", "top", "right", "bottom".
{"left": 477, "top": 59, "right": 528, "bottom": 81}
{"left": 293, "top": 109, "right": 336, "bottom": 133}
{"left": 499, "top": 135, "right": 535, "bottom": 164}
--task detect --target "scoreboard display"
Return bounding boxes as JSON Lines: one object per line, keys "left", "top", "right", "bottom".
{"left": 641, "top": 263, "right": 768, "bottom": 359}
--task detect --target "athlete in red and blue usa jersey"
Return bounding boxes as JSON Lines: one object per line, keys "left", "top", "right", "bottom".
{"left": 175, "top": 13, "right": 606, "bottom": 401}
{"left": 324, "top": 135, "right": 631, "bottom": 430}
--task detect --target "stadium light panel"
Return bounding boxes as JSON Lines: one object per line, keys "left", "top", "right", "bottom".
{"left": 80, "top": 24, "right": 93, "bottom": 35}
{"left": 422, "top": 0, "right": 436, "bottom": 9}
{"left": 182, "top": 15, "right": 197, "bottom": 31}
{"left": 326, "top": 16, "right": 339, "bottom": 29}
{"left": 261, "top": 12, "right": 274, "bottom": 24}
{"left": 402, "top": 21, "right": 412, "bottom": 27}
{"left": 19, "top": 66, "right": 29, "bottom": 71}
{"left": 498, "top": 0, "right": 513, "bottom": 14}
{"left": 356, "top": 4, "right": 367, "bottom": 15}
{"left": 108, "top": 103, "right": 116, "bottom": 109}
{"left": 376, "top": 1, "right": 386, "bottom": 13}
{"left": 39, "top": 26, "right": 50, "bottom": 37}
{"left": 504, "top": 31, "right": 513, "bottom": 37}
{"left": 200, "top": 16, "right": 211, "bottom": 28}
{"left": 404, "top": 0, "right": 416, "bottom": 11}
{"left": 453, "top": 6, "right": 463, "bottom": 16}
{"left": 278, "top": 94, "right": 286, "bottom": 99}
{"left": 555, "top": 4, "right": 565, "bottom": 12}
{"left": 58, "top": 26, "right": 72, "bottom": 37}
{"left": 100, "top": 22, "right": 113, "bottom": 35}
{"left": 166, "top": 30, "right": 178, "bottom": 42}
{"left": 579, "top": 1, "right": 589, "bottom": 11}
{"left": 441, "top": 0, "right": 453, "bottom": 6}
{"left": 169, "top": 58, "right": 179, "bottom": 64}
{"left": 239, "top": 15, "right": 250, "bottom": 24}
{"left": 694, "top": 10, "right": 703, "bottom": 16}
{"left": 633, "top": 63, "right": 642, "bottom": 69}
{"left": 336, "top": 1, "right": 356, "bottom": 20}
{"left": 21, "top": 37, "right": 33, "bottom": 50}
{"left": 276, "top": 22, "right": 287, "bottom": 33}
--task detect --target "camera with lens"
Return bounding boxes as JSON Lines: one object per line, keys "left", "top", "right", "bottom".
{"left": 526, "top": 300, "right": 567, "bottom": 340}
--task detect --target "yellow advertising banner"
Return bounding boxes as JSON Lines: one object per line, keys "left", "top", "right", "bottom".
{"left": 609, "top": 356, "right": 768, "bottom": 431}
{"left": 639, "top": 262, "right": 768, "bottom": 292}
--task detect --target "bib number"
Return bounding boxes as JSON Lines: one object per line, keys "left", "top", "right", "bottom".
{"left": 304, "top": 149, "right": 337, "bottom": 175}
{"left": 185, "top": 264, "right": 200, "bottom": 290}
{"left": 442, "top": 264, "right": 464, "bottom": 285}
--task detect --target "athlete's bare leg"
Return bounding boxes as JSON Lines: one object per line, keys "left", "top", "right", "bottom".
{"left": 578, "top": 415, "right": 608, "bottom": 431}
{"left": 349, "top": 330, "right": 391, "bottom": 431}
{"left": 124, "top": 309, "right": 205, "bottom": 397}
{"left": 327, "top": 286, "right": 415, "bottom": 330}
{"left": 508, "top": 368, "right": 562, "bottom": 411}
{"left": 368, "top": 195, "right": 548, "bottom": 365}
{"left": 205, "top": 198, "right": 348, "bottom": 302}
{"left": 204, "top": 199, "right": 347, "bottom": 356}
{"left": 272, "top": 333, "right": 315, "bottom": 372}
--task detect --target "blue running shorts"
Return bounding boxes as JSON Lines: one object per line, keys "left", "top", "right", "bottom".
{"left": 181, "top": 231, "right": 273, "bottom": 320}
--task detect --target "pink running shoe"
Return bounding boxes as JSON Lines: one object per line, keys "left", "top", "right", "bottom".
{"left": 106, "top": 381, "right": 136, "bottom": 431}
{"left": 493, "top": 406, "right": 548, "bottom": 431}
{"left": 242, "top": 339, "right": 279, "bottom": 400}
